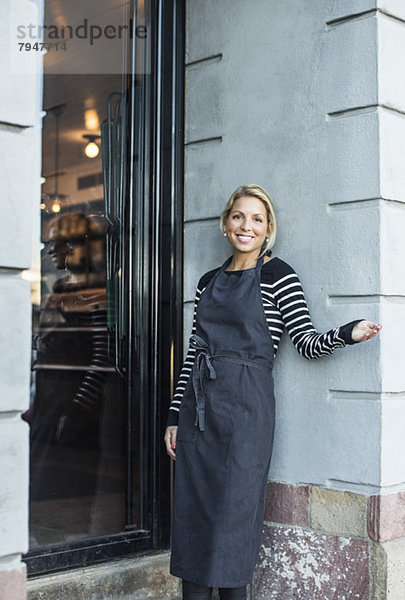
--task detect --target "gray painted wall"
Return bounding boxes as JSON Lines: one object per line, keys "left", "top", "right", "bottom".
{"left": 184, "top": 0, "right": 405, "bottom": 495}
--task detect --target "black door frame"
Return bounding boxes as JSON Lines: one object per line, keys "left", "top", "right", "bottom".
{"left": 144, "top": 0, "right": 185, "bottom": 552}
{"left": 26, "top": 0, "right": 184, "bottom": 575}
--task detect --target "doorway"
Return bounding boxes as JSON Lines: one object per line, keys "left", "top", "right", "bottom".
{"left": 24, "top": 0, "right": 184, "bottom": 575}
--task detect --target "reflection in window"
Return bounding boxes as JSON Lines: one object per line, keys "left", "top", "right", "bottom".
{"left": 24, "top": 76, "right": 129, "bottom": 548}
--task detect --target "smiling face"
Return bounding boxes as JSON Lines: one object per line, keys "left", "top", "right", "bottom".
{"left": 224, "top": 195, "right": 271, "bottom": 258}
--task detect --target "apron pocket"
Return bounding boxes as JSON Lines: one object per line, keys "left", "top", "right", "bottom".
{"left": 176, "top": 427, "right": 197, "bottom": 444}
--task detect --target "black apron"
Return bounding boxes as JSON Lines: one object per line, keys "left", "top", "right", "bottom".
{"left": 170, "top": 254, "right": 275, "bottom": 588}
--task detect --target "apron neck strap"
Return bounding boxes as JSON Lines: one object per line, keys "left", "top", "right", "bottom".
{"left": 220, "top": 253, "right": 264, "bottom": 273}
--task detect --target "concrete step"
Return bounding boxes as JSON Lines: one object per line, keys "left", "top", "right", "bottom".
{"left": 27, "top": 551, "right": 181, "bottom": 600}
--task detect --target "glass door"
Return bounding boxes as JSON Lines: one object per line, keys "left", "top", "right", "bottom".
{"left": 23, "top": 0, "right": 185, "bottom": 575}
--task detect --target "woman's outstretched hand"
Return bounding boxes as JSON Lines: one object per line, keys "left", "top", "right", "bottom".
{"left": 165, "top": 426, "right": 178, "bottom": 460}
{"left": 352, "top": 320, "right": 382, "bottom": 343}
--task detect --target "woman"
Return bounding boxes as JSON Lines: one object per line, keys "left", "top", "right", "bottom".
{"left": 164, "top": 184, "right": 381, "bottom": 600}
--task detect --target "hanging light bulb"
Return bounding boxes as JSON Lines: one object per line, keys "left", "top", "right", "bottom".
{"left": 85, "top": 141, "right": 100, "bottom": 158}
{"left": 43, "top": 103, "right": 68, "bottom": 215}
{"left": 52, "top": 199, "right": 61, "bottom": 213}
{"left": 83, "top": 134, "right": 101, "bottom": 159}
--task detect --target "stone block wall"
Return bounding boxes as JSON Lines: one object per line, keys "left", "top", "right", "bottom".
{"left": 0, "top": 1, "right": 43, "bottom": 599}
{"left": 183, "top": 0, "right": 387, "bottom": 494}
{"left": 252, "top": 483, "right": 405, "bottom": 599}
{"left": 184, "top": 0, "right": 405, "bottom": 599}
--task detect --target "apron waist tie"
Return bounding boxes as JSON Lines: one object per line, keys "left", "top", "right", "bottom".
{"left": 190, "top": 334, "right": 216, "bottom": 431}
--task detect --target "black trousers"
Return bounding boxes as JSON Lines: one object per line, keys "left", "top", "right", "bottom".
{"left": 182, "top": 580, "right": 247, "bottom": 600}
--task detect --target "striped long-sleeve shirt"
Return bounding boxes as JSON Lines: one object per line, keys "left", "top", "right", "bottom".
{"left": 167, "top": 256, "right": 362, "bottom": 426}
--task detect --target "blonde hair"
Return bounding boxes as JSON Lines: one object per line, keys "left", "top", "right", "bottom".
{"left": 220, "top": 184, "right": 276, "bottom": 256}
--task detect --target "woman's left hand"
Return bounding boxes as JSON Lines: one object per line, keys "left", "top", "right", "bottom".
{"left": 352, "top": 320, "right": 382, "bottom": 343}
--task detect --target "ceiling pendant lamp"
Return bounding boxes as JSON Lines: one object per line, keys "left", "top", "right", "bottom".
{"left": 83, "top": 134, "right": 101, "bottom": 158}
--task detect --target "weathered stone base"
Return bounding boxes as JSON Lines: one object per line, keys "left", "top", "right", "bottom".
{"left": 27, "top": 552, "right": 180, "bottom": 600}
{"left": 253, "top": 482, "right": 405, "bottom": 600}
{"left": 254, "top": 524, "right": 369, "bottom": 599}
{"left": 0, "top": 563, "right": 27, "bottom": 600}
{"left": 371, "top": 537, "right": 405, "bottom": 600}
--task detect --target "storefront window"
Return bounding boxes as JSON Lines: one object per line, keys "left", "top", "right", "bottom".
{"left": 22, "top": 0, "right": 184, "bottom": 575}
{"left": 27, "top": 79, "right": 128, "bottom": 547}
{"left": 22, "top": 0, "right": 153, "bottom": 572}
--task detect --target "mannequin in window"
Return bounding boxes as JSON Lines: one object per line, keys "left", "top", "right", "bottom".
{"left": 29, "top": 212, "right": 109, "bottom": 448}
